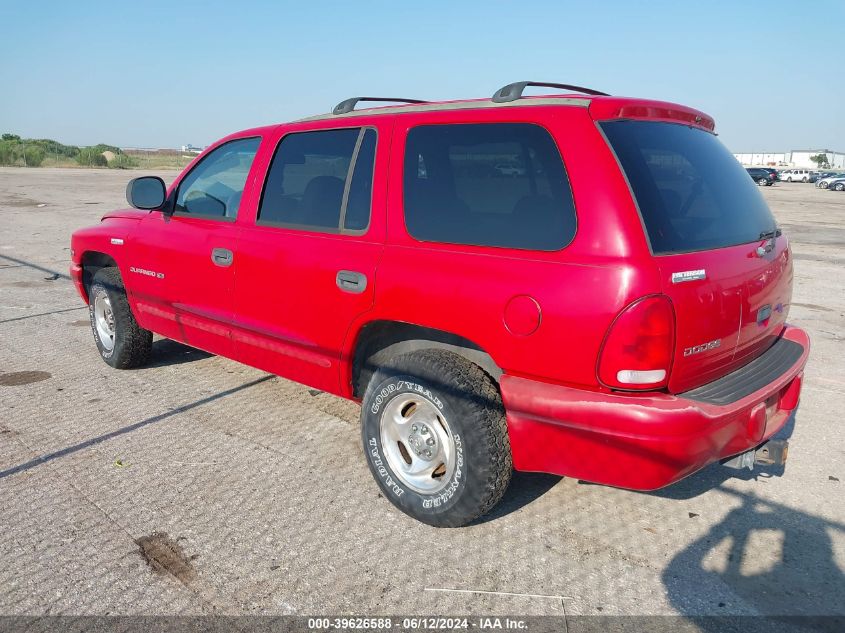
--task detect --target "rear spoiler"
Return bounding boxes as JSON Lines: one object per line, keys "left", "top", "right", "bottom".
{"left": 589, "top": 98, "right": 715, "bottom": 132}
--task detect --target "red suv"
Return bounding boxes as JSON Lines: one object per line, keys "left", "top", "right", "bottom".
{"left": 70, "top": 82, "right": 809, "bottom": 527}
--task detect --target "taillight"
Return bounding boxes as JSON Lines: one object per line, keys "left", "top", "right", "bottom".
{"left": 598, "top": 295, "right": 675, "bottom": 390}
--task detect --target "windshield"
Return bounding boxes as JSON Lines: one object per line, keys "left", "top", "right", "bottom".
{"left": 601, "top": 120, "right": 777, "bottom": 255}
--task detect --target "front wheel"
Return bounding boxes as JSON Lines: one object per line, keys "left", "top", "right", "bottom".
{"left": 89, "top": 268, "right": 152, "bottom": 368}
{"left": 835, "top": 183, "right": 845, "bottom": 192}
{"left": 360, "top": 350, "right": 512, "bottom": 527}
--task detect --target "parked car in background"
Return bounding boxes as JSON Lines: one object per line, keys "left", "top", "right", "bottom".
{"left": 816, "top": 173, "right": 845, "bottom": 189}
{"left": 827, "top": 177, "right": 845, "bottom": 191}
{"left": 779, "top": 169, "right": 813, "bottom": 182}
{"left": 69, "top": 81, "right": 809, "bottom": 527}
{"left": 746, "top": 167, "right": 775, "bottom": 186}
{"left": 495, "top": 162, "right": 527, "bottom": 176}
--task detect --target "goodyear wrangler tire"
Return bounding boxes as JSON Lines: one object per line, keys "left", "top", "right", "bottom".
{"left": 89, "top": 268, "right": 152, "bottom": 369}
{"left": 361, "top": 350, "right": 512, "bottom": 527}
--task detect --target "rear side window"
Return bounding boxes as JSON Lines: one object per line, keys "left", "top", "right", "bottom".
{"left": 602, "top": 121, "right": 777, "bottom": 255}
{"left": 259, "top": 128, "right": 376, "bottom": 232}
{"left": 403, "top": 123, "right": 576, "bottom": 250}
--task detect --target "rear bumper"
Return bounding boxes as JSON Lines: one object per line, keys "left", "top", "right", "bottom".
{"left": 500, "top": 325, "right": 809, "bottom": 490}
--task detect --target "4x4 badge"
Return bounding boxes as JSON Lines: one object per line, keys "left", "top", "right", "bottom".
{"left": 672, "top": 269, "right": 706, "bottom": 283}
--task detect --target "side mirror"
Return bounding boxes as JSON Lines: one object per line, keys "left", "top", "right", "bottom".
{"left": 126, "top": 176, "right": 166, "bottom": 210}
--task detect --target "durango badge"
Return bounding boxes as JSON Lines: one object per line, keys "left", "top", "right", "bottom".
{"left": 129, "top": 266, "right": 164, "bottom": 279}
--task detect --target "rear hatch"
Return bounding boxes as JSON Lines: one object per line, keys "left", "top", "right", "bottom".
{"left": 601, "top": 119, "right": 792, "bottom": 393}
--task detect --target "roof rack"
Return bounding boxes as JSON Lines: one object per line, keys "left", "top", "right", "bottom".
{"left": 332, "top": 96, "right": 427, "bottom": 115}
{"left": 492, "top": 81, "right": 609, "bottom": 103}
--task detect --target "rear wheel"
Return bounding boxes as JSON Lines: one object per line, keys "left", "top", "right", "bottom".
{"left": 835, "top": 183, "right": 845, "bottom": 192}
{"left": 360, "top": 350, "right": 512, "bottom": 527}
{"left": 89, "top": 268, "right": 152, "bottom": 368}
{"left": 802, "top": 176, "right": 808, "bottom": 182}
{"left": 757, "top": 177, "right": 768, "bottom": 186}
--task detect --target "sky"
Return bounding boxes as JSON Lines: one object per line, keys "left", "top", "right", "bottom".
{"left": 1, "top": 0, "right": 843, "bottom": 152}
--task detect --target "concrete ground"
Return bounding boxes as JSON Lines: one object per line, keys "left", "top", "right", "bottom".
{"left": 0, "top": 168, "right": 842, "bottom": 619}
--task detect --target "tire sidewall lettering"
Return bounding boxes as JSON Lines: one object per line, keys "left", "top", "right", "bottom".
{"left": 89, "top": 286, "right": 115, "bottom": 360}
{"left": 421, "top": 433, "right": 463, "bottom": 509}
{"left": 367, "top": 437, "right": 405, "bottom": 498}
{"left": 365, "top": 376, "right": 463, "bottom": 512}
{"left": 369, "top": 379, "right": 444, "bottom": 415}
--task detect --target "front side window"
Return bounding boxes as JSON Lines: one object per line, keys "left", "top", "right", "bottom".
{"left": 258, "top": 128, "right": 377, "bottom": 232}
{"left": 402, "top": 123, "right": 576, "bottom": 250}
{"left": 174, "top": 137, "right": 260, "bottom": 219}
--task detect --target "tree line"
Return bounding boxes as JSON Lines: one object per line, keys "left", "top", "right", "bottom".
{"left": 0, "top": 133, "right": 136, "bottom": 168}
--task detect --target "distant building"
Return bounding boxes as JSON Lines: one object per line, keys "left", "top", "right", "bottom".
{"left": 789, "top": 149, "right": 845, "bottom": 169}
{"left": 732, "top": 152, "right": 789, "bottom": 166}
{"left": 180, "top": 144, "right": 204, "bottom": 154}
{"left": 733, "top": 149, "right": 844, "bottom": 169}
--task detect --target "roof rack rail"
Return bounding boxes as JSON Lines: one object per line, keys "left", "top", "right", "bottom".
{"left": 492, "top": 81, "right": 609, "bottom": 103}
{"left": 332, "top": 96, "right": 427, "bottom": 115}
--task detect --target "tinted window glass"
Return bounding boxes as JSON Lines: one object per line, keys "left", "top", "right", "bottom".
{"left": 403, "top": 123, "right": 576, "bottom": 250}
{"left": 174, "top": 137, "right": 260, "bottom": 219}
{"left": 259, "top": 128, "right": 375, "bottom": 231}
{"left": 602, "top": 121, "right": 777, "bottom": 255}
{"left": 344, "top": 129, "right": 376, "bottom": 230}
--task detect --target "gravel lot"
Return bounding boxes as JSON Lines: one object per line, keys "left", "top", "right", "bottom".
{"left": 0, "top": 168, "right": 843, "bottom": 620}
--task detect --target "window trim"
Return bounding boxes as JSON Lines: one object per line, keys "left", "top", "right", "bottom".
{"left": 400, "top": 121, "right": 578, "bottom": 252}
{"left": 256, "top": 126, "right": 378, "bottom": 236}
{"left": 171, "top": 136, "right": 261, "bottom": 222}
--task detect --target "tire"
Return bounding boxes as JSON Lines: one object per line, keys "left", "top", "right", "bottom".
{"left": 88, "top": 267, "right": 152, "bottom": 368}
{"left": 802, "top": 177, "right": 808, "bottom": 183}
{"left": 820, "top": 183, "right": 828, "bottom": 189}
{"left": 360, "top": 349, "right": 512, "bottom": 527}
{"left": 835, "top": 183, "right": 845, "bottom": 192}
{"left": 786, "top": 177, "right": 792, "bottom": 182}
{"left": 757, "top": 177, "right": 768, "bottom": 186}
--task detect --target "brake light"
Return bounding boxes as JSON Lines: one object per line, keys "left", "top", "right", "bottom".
{"left": 598, "top": 295, "right": 675, "bottom": 390}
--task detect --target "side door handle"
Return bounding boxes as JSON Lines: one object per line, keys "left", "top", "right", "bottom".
{"left": 211, "top": 247, "right": 234, "bottom": 267}
{"left": 336, "top": 270, "right": 367, "bottom": 294}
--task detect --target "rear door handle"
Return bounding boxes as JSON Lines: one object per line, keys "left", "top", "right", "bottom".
{"left": 336, "top": 270, "right": 367, "bottom": 294}
{"left": 211, "top": 247, "right": 233, "bottom": 267}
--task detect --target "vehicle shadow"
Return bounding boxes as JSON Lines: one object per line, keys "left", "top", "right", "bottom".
{"left": 469, "top": 471, "right": 562, "bottom": 525}
{"left": 0, "top": 375, "right": 274, "bottom": 480}
{"left": 663, "top": 486, "right": 845, "bottom": 629}
{"left": 651, "top": 410, "right": 797, "bottom": 501}
{"left": 146, "top": 338, "right": 213, "bottom": 368}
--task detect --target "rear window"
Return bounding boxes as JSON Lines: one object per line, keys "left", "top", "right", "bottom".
{"left": 601, "top": 121, "right": 777, "bottom": 255}
{"left": 403, "top": 123, "right": 576, "bottom": 250}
